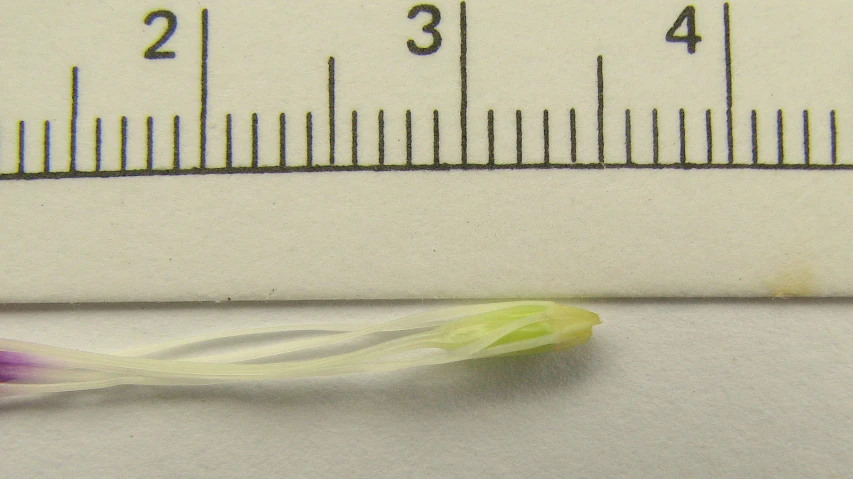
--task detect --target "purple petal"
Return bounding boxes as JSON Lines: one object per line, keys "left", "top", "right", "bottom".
{"left": 0, "top": 351, "right": 41, "bottom": 366}
{"left": 0, "top": 351, "right": 44, "bottom": 383}
{"left": 0, "top": 366, "right": 38, "bottom": 383}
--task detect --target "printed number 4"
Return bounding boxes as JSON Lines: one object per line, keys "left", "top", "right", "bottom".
{"left": 666, "top": 6, "right": 702, "bottom": 54}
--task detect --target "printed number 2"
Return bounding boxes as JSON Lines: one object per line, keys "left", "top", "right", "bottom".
{"left": 666, "top": 6, "right": 702, "bottom": 54}
{"left": 144, "top": 10, "right": 178, "bottom": 60}
{"left": 407, "top": 4, "right": 442, "bottom": 56}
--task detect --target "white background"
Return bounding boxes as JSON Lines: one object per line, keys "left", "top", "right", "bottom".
{"left": 2, "top": 300, "right": 851, "bottom": 478}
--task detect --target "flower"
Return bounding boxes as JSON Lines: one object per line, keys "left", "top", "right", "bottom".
{"left": 0, "top": 301, "right": 602, "bottom": 398}
{"left": 0, "top": 351, "right": 44, "bottom": 384}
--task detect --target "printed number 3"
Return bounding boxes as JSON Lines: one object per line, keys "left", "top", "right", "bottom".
{"left": 407, "top": 4, "right": 442, "bottom": 56}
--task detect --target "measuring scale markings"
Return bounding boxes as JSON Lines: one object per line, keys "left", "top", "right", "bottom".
{"left": 1, "top": 2, "right": 851, "bottom": 180}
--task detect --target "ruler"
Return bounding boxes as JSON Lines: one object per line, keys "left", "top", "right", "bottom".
{"left": 0, "top": 0, "right": 851, "bottom": 301}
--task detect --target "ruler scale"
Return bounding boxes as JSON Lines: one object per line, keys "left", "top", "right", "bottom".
{"left": 2, "top": 2, "right": 852, "bottom": 179}
{"left": 0, "top": 0, "right": 851, "bottom": 302}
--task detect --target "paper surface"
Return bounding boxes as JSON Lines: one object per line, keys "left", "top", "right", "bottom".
{"left": 1, "top": 1, "right": 852, "bottom": 301}
{"left": 0, "top": 171, "right": 851, "bottom": 302}
{"left": 1, "top": 300, "right": 850, "bottom": 478}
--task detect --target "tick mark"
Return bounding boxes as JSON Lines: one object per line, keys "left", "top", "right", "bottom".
{"left": 625, "top": 109, "right": 632, "bottom": 165}
{"left": 516, "top": 110, "right": 523, "bottom": 165}
{"left": 487, "top": 110, "right": 495, "bottom": 165}
{"left": 252, "top": 113, "right": 259, "bottom": 168}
